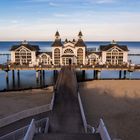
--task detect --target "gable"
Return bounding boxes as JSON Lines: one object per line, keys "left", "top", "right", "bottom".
{"left": 15, "top": 45, "right": 32, "bottom": 52}
{"left": 100, "top": 44, "right": 128, "bottom": 52}
{"left": 64, "top": 42, "right": 75, "bottom": 48}
{"left": 107, "top": 46, "right": 124, "bottom": 52}
{"left": 88, "top": 53, "right": 100, "bottom": 58}
{"left": 39, "top": 53, "right": 51, "bottom": 58}
{"left": 63, "top": 47, "right": 75, "bottom": 54}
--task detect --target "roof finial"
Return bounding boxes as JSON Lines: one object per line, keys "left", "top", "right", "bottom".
{"left": 78, "top": 31, "right": 83, "bottom": 39}
{"left": 55, "top": 31, "right": 60, "bottom": 39}
{"left": 111, "top": 40, "right": 117, "bottom": 44}
{"left": 65, "top": 38, "right": 68, "bottom": 43}
{"left": 73, "top": 39, "right": 76, "bottom": 42}
{"left": 22, "top": 40, "right": 28, "bottom": 45}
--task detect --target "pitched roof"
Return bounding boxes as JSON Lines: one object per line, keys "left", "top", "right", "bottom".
{"left": 78, "top": 31, "right": 83, "bottom": 37}
{"left": 55, "top": 31, "right": 60, "bottom": 37}
{"left": 75, "top": 39, "right": 86, "bottom": 47}
{"left": 52, "top": 39, "right": 63, "bottom": 47}
{"left": 10, "top": 43, "right": 40, "bottom": 51}
{"left": 99, "top": 44, "right": 129, "bottom": 51}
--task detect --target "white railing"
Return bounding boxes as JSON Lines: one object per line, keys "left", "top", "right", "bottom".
{"left": 0, "top": 90, "right": 56, "bottom": 128}
{"left": 0, "top": 117, "right": 49, "bottom": 140}
{"left": 50, "top": 92, "right": 55, "bottom": 110}
{"left": 78, "top": 92, "right": 88, "bottom": 133}
{"left": 0, "top": 103, "right": 51, "bottom": 128}
{"left": 44, "top": 118, "right": 49, "bottom": 133}
{"left": 24, "top": 119, "right": 35, "bottom": 140}
{"left": 97, "top": 119, "right": 111, "bottom": 140}
{"left": 87, "top": 124, "right": 95, "bottom": 133}
{"left": 0, "top": 125, "right": 28, "bottom": 140}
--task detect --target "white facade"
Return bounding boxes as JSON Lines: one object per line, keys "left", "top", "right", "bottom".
{"left": 52, "top": 31, "right": 86, "bottom": 65}
{"left": 87, "top": 52, "right": 101, "bottom": 65}
{"left": 100, "top": 45, "right": 128, "bottom": 65}
{"left": 10, "top": 35, "right": 129, "bottom": 66}
{"left": 52, "top": 43, "right": 86, "bottom": 65}
{"left": 37, "top": 53, "right": 52, "bottom": 65}
{"left": 11, "top": 45, "right": 37, "bottom": 65}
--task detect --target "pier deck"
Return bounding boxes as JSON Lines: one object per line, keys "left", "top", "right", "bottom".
{"left": 34, "top": 66, "right": 101, "bottom": 140}
{"left": 0, "top": 65, "right": 140, "bottom": 71}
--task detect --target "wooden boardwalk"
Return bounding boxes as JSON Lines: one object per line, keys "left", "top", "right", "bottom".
{"left": 34, "top": 66, "right": 101, "bottom": 140}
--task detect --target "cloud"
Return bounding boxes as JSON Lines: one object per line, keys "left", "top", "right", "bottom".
{"left": 88, "top": 0, "right": 117, "bottom": 4}
{"left": 27, "top": 0, "right": 50, "bottom": 2}
{"left": 49, "top": 2, "right": 60, "bottom": 7}
{"left": 53, "top": 13, "right": 70, "bottom": 18}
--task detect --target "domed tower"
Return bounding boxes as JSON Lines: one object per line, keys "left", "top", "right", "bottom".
{"left": 52, "top": 31, "right": 63, "bottom": 65}
{"left": 55, "top": 31, "right": 60, "bottom": 39}
{"left": 78, "top": 31, "right": 83, "bottom": 39}
{"left": 75, "top": 31, "right": 86, "bottom": 65}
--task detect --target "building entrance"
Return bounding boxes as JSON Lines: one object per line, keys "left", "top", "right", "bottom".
{"left": 62, "top": 57, "right": 75, "bottom": 65}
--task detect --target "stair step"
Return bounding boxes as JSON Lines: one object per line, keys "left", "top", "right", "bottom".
{"left": 34, "top": 133, "right": 101, "bottom": 140}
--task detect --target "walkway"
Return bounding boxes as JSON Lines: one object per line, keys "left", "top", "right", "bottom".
{"left": 49, "top": 66, "right": 84, "bottom": 133}
{"left": 34, "top": 66, "right": 101, "bottom": 140}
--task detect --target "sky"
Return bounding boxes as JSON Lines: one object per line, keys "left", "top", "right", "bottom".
{"left": 0, "top": 0, "right": 140, "bottom": 41}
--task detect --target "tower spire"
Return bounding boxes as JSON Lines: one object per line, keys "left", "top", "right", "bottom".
{"left": 55, "top": 31, "right": 60, "bottom": 39}
{"left": 78, "top": 31, "right": 83, "bottom": 39}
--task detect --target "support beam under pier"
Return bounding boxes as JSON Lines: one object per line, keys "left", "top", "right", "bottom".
{"left": 123, "top": 70, "right": 127, "bottom": 79}
{"left": 119, "top": 70, "right": 122, "bottom": 79}
{"left": 17, "top": 70, "right": 20, "bottom": 88}
{"left": 82, "top": 70, "right": 85, "bottom": 81}
{"left": 93, "top": 70, "right": 96, "bottom": 79}
{"left": 97, "top": 70, "right": 101, "bottom": 80}
{"left": 5, "top": 70, "right": 9, "bottom": 89}
{"left": 36, "top": 70, "right": 39, "bottom": 79}
{"left": 12, "top": 70, "right": 15, "bottom": 88}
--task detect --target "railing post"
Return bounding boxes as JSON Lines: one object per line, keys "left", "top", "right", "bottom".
{"left": 97, "top": 119, "right": 111, "bottom": 140}
{"left": 23, "top": 119, "right": 35, "bottom": 140}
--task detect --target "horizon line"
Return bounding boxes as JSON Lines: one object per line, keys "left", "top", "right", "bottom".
{"left": 0, "top": 40, "right": 140, "bottom": 42}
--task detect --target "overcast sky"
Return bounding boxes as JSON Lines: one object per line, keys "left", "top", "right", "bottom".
{"left": 0, "top": 0, "right": 140, "bottom": 41}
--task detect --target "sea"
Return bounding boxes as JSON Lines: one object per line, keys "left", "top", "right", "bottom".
{"left": 0, "top": 41, "right": 140, "bottom": 91}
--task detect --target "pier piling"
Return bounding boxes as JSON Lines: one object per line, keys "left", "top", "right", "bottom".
{"left": 5, "top": 70, "right": 9, "bottom": 89}
{"left": 119, "top": 70, "right": 122, "bottom": 79}
{"left": 93, "top": 70, "right": 96, "bottom": 79}
{"left": 17, "top": 70, "right": 20, "bottom": 88}
{"left": 97, "top": 70, "right": 101, "bottom": 80}
{"left": 12, "top": 70, "right": 15, "bottom": 88}
{"left": 42, "top": 70, "right": 45, "bottom": 86}
{"left": 123, "top": 70, "right": 127, "bottom": 79}
{"left": 36, "top": 70, "right": 39, "bottom": 80}
{"left": 129, "top": 71, "right": 132, "bottom": 80}
{"left": 82, "top": 70, "right": 85, "bottom": 80}
{"left": 5, "top": 71, "right": 9, "bottom": 79}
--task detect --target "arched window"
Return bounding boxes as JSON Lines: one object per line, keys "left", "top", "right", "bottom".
{"left": 64, "top": 49, "right": 74, "bottom": 54}
{"left": 54, "top": 48, "right": 60, "bottom": 65}
{"left": 77, "top": 48, "right": 83, "bottom": 65}
{"left": 40, "top": 54, "right": 51, "bottom": 65}
{"left": 112, "top": 49, "right": 119, "bottom": 56}
{"left": 106, "top": 48, "right": 123, "bottom": 65}
{"left": 15, "top": 48, "right": 31, "bottom": 64}
{"left": 88, "top": 54, "right": 99, "bottom": 65}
